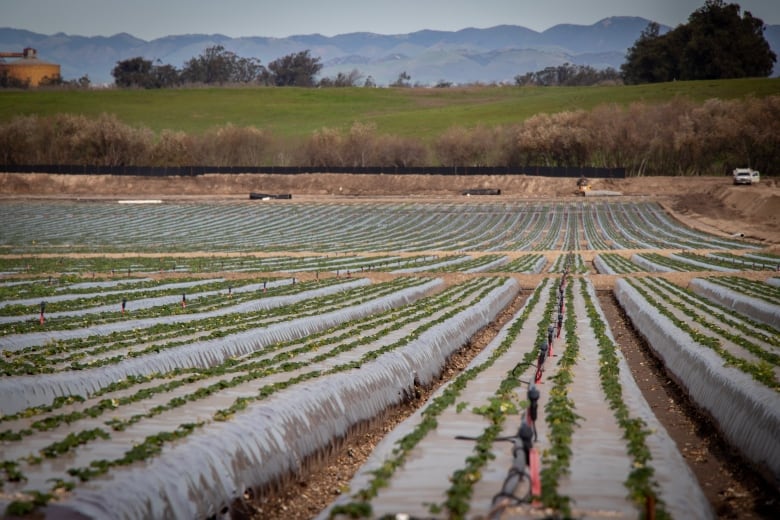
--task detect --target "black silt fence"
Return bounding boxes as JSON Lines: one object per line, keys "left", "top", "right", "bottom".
{"left": 0, "top": 165, "right": 626, "bottom": 178}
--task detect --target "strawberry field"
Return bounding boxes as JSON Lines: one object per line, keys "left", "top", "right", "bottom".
{"left": 0, "top": 199, "right": 777, "bottom": 519}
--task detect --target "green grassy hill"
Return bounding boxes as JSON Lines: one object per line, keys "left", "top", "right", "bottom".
{"left": 1, "top": 78, "right": 778, "bottom": 140}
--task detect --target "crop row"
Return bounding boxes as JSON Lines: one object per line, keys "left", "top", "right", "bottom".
{"left": 0, "top": 200, "right": 758, "bottom": 254}
{"left": 0, "top": 253, "right": 465, "bottom": 277}
{"left": 1, "top": 197, "right": 775, "bottom": 519}
{"left": 707, "top": 252, "right": 780, "bottom": 271}
{"left": 689, "top": 276, "right": 780, "bottom": 329}
{"left": 615, "top": 277, "right": 780, "bottom": 485}
{"left": 594, "top": 253, "right": 643, "bottom": 274}
{"left": 699, "top": 276, "right": 780, "bottom": 306}
{"left": 0, "top": 275, "right": 521, "bottom": 516}
{"left": 0, "top": 277, "right": 417, "bottom": 375}
{"left": 325, "top": 274, "right": 712, "bottom": 519}
{"left": 596, "top": 252, "right": 780, "bottom": 275}
{"left": 0, "top": 276, "right": 443, "bottom": 405}
{"left": 0, "top": 276, "right": 287, "bottom": 319}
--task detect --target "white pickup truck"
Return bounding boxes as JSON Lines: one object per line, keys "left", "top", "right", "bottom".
{"left": 732, "top": 168, "right": 760, "bottom": 185}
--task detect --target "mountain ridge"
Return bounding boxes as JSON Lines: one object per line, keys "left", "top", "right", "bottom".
{"left": 1, "top": 17, "right": 778, "bottom": 85}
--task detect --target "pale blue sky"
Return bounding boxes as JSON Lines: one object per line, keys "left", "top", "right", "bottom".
{"left": 1, "top": 0, "right": 778, "bottom": 40}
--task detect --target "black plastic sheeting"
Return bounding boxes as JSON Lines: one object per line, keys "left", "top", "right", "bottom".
{"left": 0, "top": 164, "right": 626, "bottom": 178}
{"left": 462, "top": 188, "right": 502, "bottom": 195}
{"left": 248, "top": 193, "right": 293, "bottom": 200}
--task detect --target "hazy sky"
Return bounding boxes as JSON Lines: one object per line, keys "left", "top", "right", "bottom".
{"left": 2, "top": 0, "right": 779, "bottom": 40}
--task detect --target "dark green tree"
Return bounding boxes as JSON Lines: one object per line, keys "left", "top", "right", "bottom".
{"left": 621, "top": 22, "right": 681, "bottom": 84}
{"left": 181, "top": 45, "right": 264, "bottom": 84}
{"left": 267, "top": 50, "right": 323, "bottom": 86}
{"left": 516, "top": 63, "right": 622, "bottom": 86}
{"left": 112, "top": 57, "right": 156, "bottom": 88}
{"left": 621, "top": 1, "right": 775, "bottom": 84}
{"left": 112, "top": 58, "right": 179, "bottom": 88}
{"left": 232, "top": 56, "right": 266, "bottom": 83}
{"left": 38, "top": 74, "right": 65, "bottom": 87}
{"left": 181, "top": 45, "right": 232, "bottom": 84}
{"left": 680, "top": 0, "right": 775, "bottom": 79}
{"left": 152, "top": 63, "right": 181, "bottom": 88}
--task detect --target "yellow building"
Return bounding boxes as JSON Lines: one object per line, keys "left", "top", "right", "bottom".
{"left": 0, "top": 48, "right": 61, "bottom": 87}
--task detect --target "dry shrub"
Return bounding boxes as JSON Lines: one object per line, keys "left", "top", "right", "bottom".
{"left": 572, "top": 96, "right": 780, "bottom": 176}
{"left": 148, "top": 130, "right": 191, "bottom": 166}
{"left": 1, "top": 96, "right": 777, "bottom": 174}
{"left": 0, "top": 113, "right": 153, "bottom": 166}
{"left": 648, "top": 97, "right": 776, "bottom": 175}
{"left": 609, "top": 99, "right": 697, "bottom": 175}
{"left": 343, "top": 122, "right": 378, "bottom": 167}
{"left": 70, "top": 113, "right": 154, "bottom": 166}
{"left": 303, "top": 123, "right": 429, "bottom": 168}
{"left": 724, "top": 96, "right": 780, "bottom": 174}
{"left": 495, "top": 124, "right": 529, "bottom": 166}
{"left": 303, "top": 127, "right": 344, "bottom": 167}
{"left": 38, "top": 114, "right": 94, "bottom": 164}
{"left": 580, "top": 104, "right": 627, "bottom": 169}
{"left": 0, "top": 115, "right": 39, "bottom": 164}
{"left": 189, "top": 124, "right": 272, "bottom": 166}
{"left": 0, "top": 114, "right": 90, "bottom": 164}
{"left": 373, "top": 134, "right": 428, "bottom": 167}
{"left": 508, "top": 111, "right": 592, "bottom": 167}
{"left": 433, "top": 125, "right": 497, "bottom": 166}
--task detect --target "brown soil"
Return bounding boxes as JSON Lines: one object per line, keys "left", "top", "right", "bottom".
{"left": 2, "top": 172, "right": 779, "bottom": 518}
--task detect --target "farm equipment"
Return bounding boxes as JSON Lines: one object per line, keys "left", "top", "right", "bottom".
{"left": 576, "top": 176, "right": 591, "bottom": 196}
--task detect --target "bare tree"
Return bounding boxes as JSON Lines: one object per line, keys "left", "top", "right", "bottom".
{"left": 390, "top": 71, "right": 411, "bottom": 87}
{"left": 319, "top": 69, "right": 363, "bottom": 87}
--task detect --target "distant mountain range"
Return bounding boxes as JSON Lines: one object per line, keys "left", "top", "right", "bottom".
{"left": 2, "top": 17, "right": 779, "bottom": 85}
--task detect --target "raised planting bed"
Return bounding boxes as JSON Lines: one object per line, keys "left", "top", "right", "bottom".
{"left": 689, "top": 277, "right": 779, "bottom": 330}
{"left": 0, "top": 278, "right": 440, "bottom": 415}
{"left": 669, "top": 253, "right": 740, "bottom": 272}
{"left": 0, "top": 200, "right": 754, "bottom": 254}
{"left": 708, "top": 252, "right": 779, "bottom": 271}
{"left": 632, "top": 253, "right": 691, "bottom": 272}
{"left": 615, "top": 277, "right": 780, "bottom": 485}
{"left": 594, "top": 253, "right": 643, "bottom": 274}
{"left": 1, "top": 197, "right": 774, "bottom": 518}
{"left": 324, "top": 276, "right": 711, "bottom": 519}
{"left": 0, "top": 276, "right": 519, "bottom": 516}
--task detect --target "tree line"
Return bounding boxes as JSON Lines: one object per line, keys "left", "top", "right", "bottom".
{"left": 514, "top": 64, "right": 621, "bottom": 87}
{"left": 102, "top": 0, "right": 780, "bottom": 89}
{"left": 1, "top": 96, "right": 777, "bottom": 175}
{"left": 112, "top": 48, "right": 329, "bottom": 88}
{"left": 621, "top": 0, "right": 775, "bottom": 83}
{"left": 1, "top": 1, "right": 773, "bottom": 89}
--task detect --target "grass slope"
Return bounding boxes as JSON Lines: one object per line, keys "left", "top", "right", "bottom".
{"left": 0, "top": 78, "right": 778, "bottom": 139}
